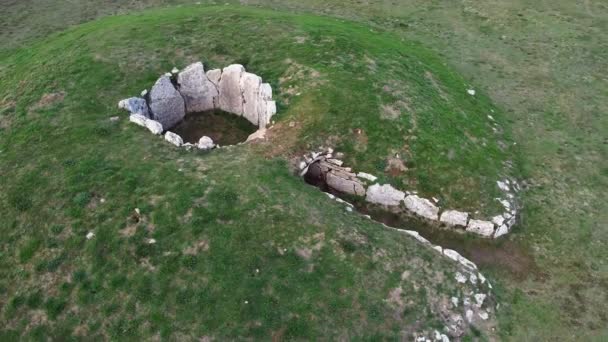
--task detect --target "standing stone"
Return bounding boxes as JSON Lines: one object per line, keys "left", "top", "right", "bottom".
{"left": 256, "top": 83, "right": 273, "bottom": 127}
{"left": 149, "top": 76, "right": 186, "bottom": 129}
{"left": 365, "top": 184, "right": 405, "bottom": 206}
{"left": 240, "top": 72, "right": 262, "bottom": 125}
{"left": 206, "top": 68, "right": 222, "bottom": 108}
{"left": 404, "top": 195, "right": 439, "bottom": 220}
{"left": 466, "top": 219, "right": 495, "bottom": 237}
{"left": 218, "top": 64, "right": 245, "bottom": 115}
{"left": 440, "top": 210, "right": 469, "bottom": 227}
{"left": 119, "top": 97, "right": 150, "bottom": 117}
{"left": 177, "top": 62, "right": 218, "bottom": 113}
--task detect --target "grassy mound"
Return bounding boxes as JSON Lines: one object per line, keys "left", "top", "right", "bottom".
{"left": 0, "top": 6, "right": 507, "bottom": 339}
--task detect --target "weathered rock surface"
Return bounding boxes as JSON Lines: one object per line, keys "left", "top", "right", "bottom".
{"left": 241, "top": 72, "right": 262, "bottom": 125}
{"left": 177, "top": 62, "right": 217, "bottom": 113}
{"left": 466, "top": 220, "right": 495, "bottom": 237}
{"left": 440, "top": 210, "right": 469, "bottom": 227}
{"left": 119, "top": 97, "right": 149, "bottom": 117}
{"left": 218, "top": 64, "right": 245, "bottom": 115}
{"left": 365, "top": 184, "right": 405, "bottom": 206}
{"left": 129, "top": 114, "right": 147, "bottom": 127}
{"left": 197, "top": 136, "right": 215, "bottom": 150}
{"left": 404, "top": 195, "right": 439, "bottom": 220}
{"left": 145, "top": 119, "right": 163, "bottom": 135}
{"left": 246, "top": 128, "right": 266, "bottom": 142}
{"left": 149, "top": 76, "right": 186, "bottom": 129}
{"left": 326, "top": 170, "right": 366, "bottom": 196}
{"left": 357, "top": 172, "right": 378, "bottom": 182}
{"left": 164, "top": 131, "right": 183, "bottom": 147}
{"left": 494, "top": 224, "right": 509, "bottom": 238}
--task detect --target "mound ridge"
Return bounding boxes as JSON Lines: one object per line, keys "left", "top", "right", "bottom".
{"left": 0, "top": 5, "right": 514, "bottom": 340}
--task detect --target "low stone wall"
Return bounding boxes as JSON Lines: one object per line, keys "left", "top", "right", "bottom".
{"left": 300, "top": 149, "right": 520, "bottom": 239}
{"left": 118, "top": 62, "right": 276, "bottom": 149}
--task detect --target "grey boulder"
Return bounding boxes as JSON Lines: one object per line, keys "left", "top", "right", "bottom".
{"left": 218, "top": 64, "right": 245, "bottom": 115}
{"left": 177, "top": 62, "right": 218, "bottom": 113}
{"left": 149, "top": 76, "right": 186, "bottom": 129}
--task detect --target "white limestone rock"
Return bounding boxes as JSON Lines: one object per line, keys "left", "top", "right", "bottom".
{"left": 404, "top": 195, "right": 439, "bottom": 220}
{"left": 149, "top": 76, "right": 186, "bottom": 129}
{"left": 164, "top": 131, "right": 183, "bottom": 147}
{"left": 119, "top": 97, "right": 150, "bottom": 117}
{"left": 365, "top": 184, "right": 405, "bottom": 206}
{"left": 494, "top": 224, "right": 509, "bottom": 238}
{"left": 206, "top": 68, "right": 222, "bottom": 108}
{"left": 357, "top": 172, "right": 378, "bottom": 182}
{"left": 218, "top": 64, "right": 245, "bottom": 115}
{"left": 466, "top": 219, "right": 495, "bottom": 237}
{"left": 246, "top": 128, "right": 267, "bottom": 142}
{"left": 129, "top": 114, "right": 148, "bottom": 127}
{"left": 491, "top": 215, "right": 505, "bottom": 226}
{"left": 440, "top": 210, "right": 469, "bottom": 227}
{"left": 145, "top": 119, "right": 163, "bottom": 135}
{"left": 197, "top": 136, "right": 215, "bottom": 150}
{"left": 240, "top": 72, "right": 263, "bottom": 125}
{"left": 177, "top": 62, "right": 218, "bottom": 113}
{"left": 326, "top": 171, "right": 366, "bottom": 196}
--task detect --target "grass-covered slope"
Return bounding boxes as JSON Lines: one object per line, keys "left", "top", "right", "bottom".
{"left": 0, "top": 5, "right": 508, "bottom": 340}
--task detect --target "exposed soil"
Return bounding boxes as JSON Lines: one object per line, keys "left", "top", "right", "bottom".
{"left": 170, "top": 110, "right": 257, "bottom": 146}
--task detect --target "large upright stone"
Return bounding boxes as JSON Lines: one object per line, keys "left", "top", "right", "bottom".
{"left": 218, "top": 64, "right": 245, "bottom": 115}
{"left": 240, "top": 72, "right": 262, "bottom": 125}
{"left": 149, "top": 76, "right": 185, "bottom": 129}
{"left": 206, "top": 68, "right": 222, "bottom": 108}
{"left": 177, "top": 62, "right": 217, "bottom": 113}
{"left": 257, "top": 83, "right": 275, "bottom": 127}
{"left": 326, "top": 170, "right": 366, "bottom": 196}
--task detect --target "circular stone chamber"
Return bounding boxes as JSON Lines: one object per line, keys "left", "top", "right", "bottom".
{"left": 118, "top": 62, "right": 276, "bottom": 149}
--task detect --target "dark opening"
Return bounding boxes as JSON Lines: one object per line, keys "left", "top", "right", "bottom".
{"left": 303, "top": 162, "right": 330, "bottom": 191}
{"left": 170, "top": 110, "right": 257, "bottom": 146}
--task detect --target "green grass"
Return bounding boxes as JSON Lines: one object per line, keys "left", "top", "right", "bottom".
{"left": 0, "top": 6, "right": 504, "bottom": 340}
{"left": 1, "top": 1, "right": 607, "bottom": 340}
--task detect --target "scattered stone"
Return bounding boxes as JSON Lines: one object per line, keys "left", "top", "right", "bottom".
{"left": 147, "top": 238, "right": 157, "bottom": 244}
{"left": 497, "top": 180, "right": 510, "bottom": 192}
{"left": 118, "top": 97, "right": 150, "bottom": 117}
{"left": 149, "top": 76, "right": 186, "bottom": 128}
{"left": 164, "top": 131, "right": 183, "bottom": 147}
{"left": 109, "top": 116, "right": 120, "bottom": 122}
{"left": 326, "top": 159, "right": 343, "bottom": 166}
{"left": 451, "top": 297, "right": 459, "bottom": 308}
{"left": 466, "top": 219, "right": 495, "bottom": 237}
{"left": 129, "top": 114, "right": 148, "bottom": 127}
{"left": 141, "top": 89, "right": 148, "bottom": 97}
{"left": 478, "top": 311, "right": 489, "bottom": 320}
{"left": 171, "top": 67, "right": 179, "bottom": 74}
{"left": 86, "top": 232, "right": 95, "bottom": 240}
{"left": 439, "top": 210, "right": 469, "bottom": 227}
{"left": 145, "top": 119, "right": 163, "bottom": 135}
{"left": 474, "top": 293, "right": 486, "bottom": 307}
{"left": 465, "top": 309, "right": 474, "bottom": 322}
{"left": 177, "top": 62, "right": 218, "bottom": 113}
{"left": 357, "top": 172, "right": 378, "bottom": 182}
{"left": 404, "top": 195, "right": 439, "bottom": 220}
{"left": 197, "top": 136, "right": 215, "bottom": 150}
{"left": 455, "top": 272, "right": 467, "bottom": 283}
{"left": 365, "top": 184, "right": 405, "bottom": 206}
{"left": 467, "top": 89, "right": 476, "bottom": 96}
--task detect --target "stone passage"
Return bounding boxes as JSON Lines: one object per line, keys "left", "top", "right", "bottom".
{"left": 118, "top": 62, "right": 276, "bottom": 149}
{"left": 300, "top": 149, "right": 520, "bottom": 239}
